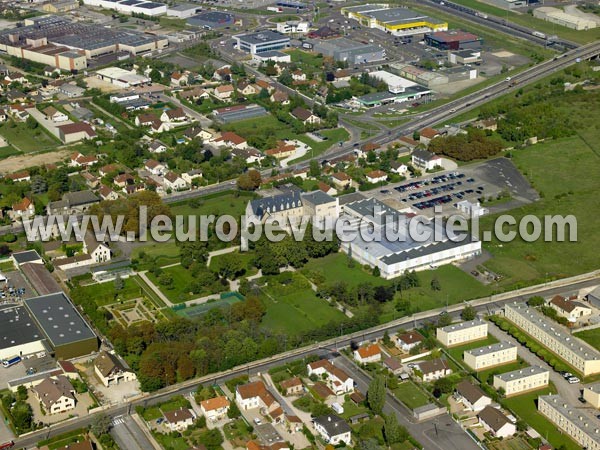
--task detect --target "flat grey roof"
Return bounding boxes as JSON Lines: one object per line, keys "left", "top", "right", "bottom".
{"left": 465, "top": 342, "right": 516, "bottom": 357}
{"left": 0, "top": 305, "right": 43, "bottom": 351}
{"left": 169, "top": 2, "right": 197, "bottom": 10}
{"left": 303, "top": 190, "right": 336, "bottom": 206}
{"left": 12, "top": 250, "right": 42, "bottom": 265}
{"left": 539, "top": 394, "right": 600, "bottom": 444}
{"left": 439, "top": 319, "right": 485, "bottom": 333}
{"left": 236, "top": 30, "right": 290, "bottom": 45}
{"left": 494, "top": 365, "right": 548, "bottom": 382}
{"left": 505, "top": 302, "right": 600, "bottom": 361}
{"left": 24, "top": 292, "right": 96, "bottom": 347}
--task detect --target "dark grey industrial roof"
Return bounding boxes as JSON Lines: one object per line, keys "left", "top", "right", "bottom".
{"left": 24, "top": 292, "right": 96, "bottom": 347}
{"left": 12, "top": 250, "right": 42, "bottom": 265}
{"left": 380, "top": 235, "right": 477, "bottom": 265}
{"left": 236, "top": 30, "right": 290, "bottom": 45}
{"left": 302, "top": 191, "right": 336, "bottom": 206}
{"left": 20, "top": 262, "right": 63, "bottom": 296}
{"left": 313, "top": 415, "right": 351, "bottom": 436}
{"left": 63, "top": 190, "right": 100, "bottom": 207}
{"left": 0, "top": 305, "right": 43, "bottom": 351}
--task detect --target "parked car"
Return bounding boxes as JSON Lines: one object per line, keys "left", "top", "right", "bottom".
{"left": 568, "top": 377, "right": 580, "bottom": 384}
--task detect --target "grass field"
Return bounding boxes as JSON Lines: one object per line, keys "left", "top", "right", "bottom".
{"left": 260, "top": 274, "right": 346, "bottom": 334}
{"left": 169, "top": 192, "right": 254, "bottom": 218}
{"left": 141, "top": 396, "right": 191, "bottom": 421}
{"left": 146, "top": 264, "right": 226, "bottom": 303}
{"left": 502, "top": 385, "right": 581, "bottom": 450}
{"left": 476, "top": 359, "right": 529, "bottom": 384}
{"left": 392, "top": 381, "right": 431, "bottom": 409}
{"left": 177, "top": 296, "right": 242, "bottom": 319}
{"left": 288, "top": 127, "right": 350, "bottom": 164}
{"left": 444, "top": 334, "right": 499, "bottom": 367}
{"left": 440, "top": 0, "right": 600, "bottom": 44}
{"left": 285, "top": 49, "right": 325, "bottom": 70}
{"left": 132, "top": 240, "right": 181, "bottom": 269}
{"left": 573, "top": 328, "right": 600, "bottom": 351}
{"left": 480, "top": 133, "right": 600, "bottom": 287}
{"left": 302, "top": 253, "right": 389, "bottom": 288}
{"left": 0, "top": 146, "right": 21, "bottom": 159}
{"left": 0, "top": 121, "right": 59, "bottom": 153}
{"left": 74, "top": 278, "right": 142, "bottom": 306}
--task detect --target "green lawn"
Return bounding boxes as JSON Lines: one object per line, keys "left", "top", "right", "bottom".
{"left": 72, "top": 278, "right": 143, "bottom": 306}
{"left": 339, "top": 399, "right": 370, "bottom": 420}
{"left": 480, "top": 133, "right": 600, "bottom": 287}
{"left": 392, "top": 381, "right": 431, "bottom": 410}
{"left": 290, "top": 128, "right": 350, "bottom": 164}
{"left": 141, "top": 396, "right": 191, "bottom": 421}
{"left": 285, "top": 49, "right": 325, "bottom": 70}
{"left": 146, "top": 264, "right": 227, "bottom": 303}
{"left": 444, "top": 334, "right": 499, "bottom": 368}
{"left": 502, "top": 385, "right": 581, "bottom": 450}
{"left": 209, "top": 250, "right": 257, "bottom": 278}
{"left": 0, "top": 121, "right": 59, "bottom": 153}
{"left": 260, "top": 274, "right": 346, "bottom": 334}
{"left": 302, "top": 253, "right": 389, "bottom": 288}
{"left": 0, "top": 146, "right": 21, "bottom": 159}
{"left": 573, "top": 328, "right": 600, "bottom": 352}
{"left": 444, "top": 0, "right": 600, "bottom": 44}
{"left": 169, "top": 192, "right": 254, "bottom": 218}
{"left": 476, "top": 359, "right": 529, "bottom": 385}
{"left": 132, "top": 240, "right": 181, "bottom": 269}
{"left": 152, "top": 432, "right": 189, "bottom": 450}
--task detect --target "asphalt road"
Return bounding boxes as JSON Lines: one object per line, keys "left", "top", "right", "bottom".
{"left": 13, "top": 274, "right": 600, "bottom": 449}
{"left": 110, "top": 415, "right": 154, "bottom": 450}
{"left": 334, "top": 355, "right": 480, "bottom": 450}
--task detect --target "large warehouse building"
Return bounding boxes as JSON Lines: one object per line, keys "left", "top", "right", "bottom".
{"left": 187, "top": 11, "right": 235, "bottom": 29}
{"left": 0, "top": 16, "right": 168, "bottom": 70}
{"left": 313, "top": 38, "right": 385, "bottom": 64}
{"left": 339, "top": 198, "right": 482, "bottom": 279}
{"left": 24, "top": 292, "right": 98, "bottom": 360}
{"left": 342, "top": 4, "right": 447, "bottom": 36}
{"left": 424, "top": 30, "right": 482, "bottom": 50}
{"left": 233, "top": 31, "right": 290, "bottom": 54}
{"left": 83, "top": 0, "right": 167, "bottom": 16}
{"left": 0, "top": 305, "right": 47, "bottom": 360}
{"left": 533, "top": 7, "right": 598, "bottom": 30}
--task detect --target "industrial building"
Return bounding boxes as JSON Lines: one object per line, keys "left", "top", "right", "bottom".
{"left": 368, "top": 70, "right": 417, "bottom": 93}
{"left": 390, "top": 63, "right": 477, "bottom": 88}
{"left": 166, "top": 3, "right": 201, "bottom": 19}
{"left": 437, "top": 319, "right": 488, "bottom": 347}
{"left": 338, "top": 198, "right": 482, "bottom": 279}
{"left": 448, "top": 50, "right": 482, "bottom": 65}
{"left": 484, "top": 0, "right": 526, "bottom": 10}
{"left": 355, "top": 86, "right": 431, "bottom": 107}
{"left": 96, "top": 67, "right": 151, "bottom": 87}
{"left": 533, "top": 7, "right": 598, "bottom": 30}
{"left": 212, "top": 104, "right": 269, "bottom": 123}
{"left": 24, "top": 292, "right": 98, "bottom": 360}
{"left": 342, "top": 4, "right": 447, "bottom": 36}
{"left": 425, "top": 30, "right": 482, "bottom": 50}
{"left": 504, "top": 302, "right": 600, "bottom": 376}
{"left": 276, "top": 21, "right": 309, "bottom": 34}
{"left": 313, "top": 38, "right": 385, "bottom": 64}
{"left": 233, "top": 31, "right": 290, "bottom": 54}
{"left": 493, "top": 366, "right": 549, "bottom": 396}
{"left": 463, "top": 342, "right": 518, "bottom": 371}
{"left": 83, "top": 0, "right": 167, "bottom": 16}
{"left": 0, "top": 16, "right": 167, "bottom": 70}
{"left": 0, "top": 305, "right": 47, "bottom": 360}
{"left": 538, "top": 395, "right": 600, "bottom": 450}
{"left": 187, "top": 11, "right": 235, "bottom": 29}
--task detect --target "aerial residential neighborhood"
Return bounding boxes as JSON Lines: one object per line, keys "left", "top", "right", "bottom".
{"left": 0, "top": 0, "right": 598, "bottom": 449}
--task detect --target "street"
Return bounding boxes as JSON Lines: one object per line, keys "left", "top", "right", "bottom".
{"left": 110, "top": 415, "right": 157, "bottom": 450}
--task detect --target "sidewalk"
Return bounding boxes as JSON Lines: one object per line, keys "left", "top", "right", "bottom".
{"left": 137, "top": 271, "right": 174, "bottom": 307}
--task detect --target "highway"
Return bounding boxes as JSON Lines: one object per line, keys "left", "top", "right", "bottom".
{"left": 13, "top": 273, "right": 600, "bottom": 449}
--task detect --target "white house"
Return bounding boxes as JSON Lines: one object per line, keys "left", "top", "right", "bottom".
{"left": 93, "top": 351, "right": 137, "bottom": 387}
{"left": 42, "top": 106, "right": 68, "bottom": 122}
{"left": 307, "top": 359, "right": 354, "bottom": 395}
{"left": 235, "top": 380, "right": 279, "bottom": 411}
{"left": 214, "top": 84, "right": 234, "bottom": 100}
{"left": 148, "top": 140, "right": 168, "bottom": 154}
{"left": 454, "top": 381, "right": 492, "bottom": 412}
{"left": 10, "top": 197, "right": 35, "bottom": 221}
{"left": 478, "top": 406, "right": 516, "bottom": 438}
{"left": 549, "top": 295, "right": 592, "bottom": 322}
{"left": 416, "top": 358, "right": 452, "bottom": 382}
{"left": 163, "top": 172, "right": 188, "bottom": 191}
{"left": 182, "top": 169, "right": 203, "bottom": 184}
{"left": 200, "top": 396, "right": 230, "bottom": 422}
{"left": 390, "top": 161, "right": 408, "bottom": 176}
{"left": 33, "top": 376, "right": 76, "bottom": 415}
{"left": 164, "top": 408, "right": 196, "bottom": 431}
{"left": 313, "top": 415, "right": 352, "bottom": 445}
{"left": 396, "top": 331, "right": 424, "bottom": 353}
{"left": 145, "top": 159, "right": 167, "bottom": 176}
{"left": 411, "top": 148, "right": 442, "bottom": 172}
{"left": 214, "top": 132, "right": 247, "bottom": 150}
{"left": 354, "top": 344, "right": 382, "bottom": 364}
{"left": 160, "top": 107, "right": 187, "bottom": 123}
{"left": 84, "top": 233, "right": 111, "bottom": 263}
{"left": 365, "top": 170, "right": 387, "bottom": 184}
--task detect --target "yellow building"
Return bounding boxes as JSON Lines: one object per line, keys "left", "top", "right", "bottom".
{"left": 342, "top": 4, "right": 447, "bottom": 36}
{"left": 42, "top": 0, "right": 80, "bottom": 13}
{"left": 463, "top": 342, "right": 518, "bottom": 371}
{"left": 583, "top": 383, "right": 600, "bottom": 409}
{"left": 436, "top": 319, "right": 488, "bottom": 348}
{"left": 504, "top": 302, "right": 600, "bottom": 376}
{"left": 493, "top": 366, "right": 549, "bottom": 397}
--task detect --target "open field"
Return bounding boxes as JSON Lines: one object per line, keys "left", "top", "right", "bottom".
{"left": 74, "top": 278, "right": 143, "bottom": 306}
{"left": 0, "top": 121, "right": 59, "bottom": 153}
{"left": 288, "top": 127, "right": 350, "bottom": 164}
{"left": 169, "top": 192, "right": 254, "bottom": 218}
{"left": 146, "top": 264, "right": 227, "bottom": 303}
{"left": 573, "top": 328, "right": 600, "bottom": 351}
{"left": 392, "top": 381, "right": 432, "bottom": 409}
{"left": 444, "top": 334, "right": 499, "bottom": 367}
{"left": 502, "top": 385, "right": 581, "bottom": 450}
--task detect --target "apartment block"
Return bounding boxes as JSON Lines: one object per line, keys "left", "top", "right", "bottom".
{"left": 464, "top": 342, "right": 518, "bottom": 371}
{"left": 436, "top": 319, "right": 488, "bottom": 347}
{"left": 493, "top": 366, "right": 549, "bottom": 396}
{"left": 583, "top": 383, "right": 600, "bottom": 409}
{"left": 538, "top": 394, "right": 600, "bottom": 450}
{"left": 504, "top": 302, "right": 600, "bottom": 376}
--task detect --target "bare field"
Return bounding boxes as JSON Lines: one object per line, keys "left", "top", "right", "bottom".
{"left": 0, "top": 149, "right": 71, "bottom": 173}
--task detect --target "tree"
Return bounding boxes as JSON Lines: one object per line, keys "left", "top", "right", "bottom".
{"left": 26, "top": 115, "right": 38, "bottom": 129}
{"left": 91, "top": 414, "right": 112, "bottom": 436}
{"left": 309, "top": 159, "right": 321, "bottom": 178}
{"left": 461, "top": 305, "right": 476, "bottom": 321}
{"left": 158, "top": 272, "right": 173, "bottom": 288}
{"left": 114, "top": 273, "right": 124, "bottom": 291}
{"left": 149, "top": 68, "right": 162, "bottom": 82}
{"left": 437, "top": 312, "right": 452, "bottom": 327}
{"left": 430, "top": 277, "right": 441, "bottom": 291}
{"left": 382, "top": 330, "right": 391, "bottom": 347}
{"left": 227, "top": 400, "right": 241, "bottom": 419}
{"left": 367, "top": 375, "right": 386, "bottom": 415}
{"left": 372, "top": 266, "right": 380, "bottom": 277}
{"left": 198, "top": 429, "right": 224, "bottom": 450}
{"left": 433, "top": 377, "right": 453, "bottom": 394}
{"left": 215, "top": 253, "right": 244, "bottom": 280}
{"left": 16, "top": 385, "right": 28, "bottom": 401}
{"left": 383, "top": 413, "right": 408, "bottom": 445}
{"left": 527, "top": 296, "right": 545, "bottom": 307}
{"left": 237, "top": 170, "right": 261, "bottom": 191}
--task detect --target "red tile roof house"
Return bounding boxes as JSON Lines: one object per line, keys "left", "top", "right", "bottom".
{"left": 10, "top": 197, "right": 35, "bottom": 221}
{"left": 419, "top": 127, "right": 440, "bottom": 145}
{"left": 331, "top": 172, "right": 352, "bottom": 189}
{"left": 69, "top": 151, "right": 98, "bottom": 168}
{"left": 291, "top": 107, "right": 320, "bottom": 125}
{"left": 214, "top": 131, "right": 247, "bottom": 150}
{"left": 200, "top": 396, "right": 230, "bottom": 422}
{"left": 354, "top": 344, "right": 382, "bottom": 364}
{"left": 6, "top": 171, "right": 31, "bottom": 182}
{"left": 307, "top": 359, "right": 354, "bottom": 395}
{"left": 365, "top": 170, "right": 387, "bottom": 184}
{"left": 235, "top": 380, "right": 280, "bottom": 412}
{"left": 396, "top": 331, "right": 425, "bottom": 352}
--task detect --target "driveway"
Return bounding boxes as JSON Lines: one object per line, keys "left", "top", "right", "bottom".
{"left": 333, "top": 355, "right": 480, "bottom": 450}
{"left": 487, "top": 320, "right": 584, "bottom": 406}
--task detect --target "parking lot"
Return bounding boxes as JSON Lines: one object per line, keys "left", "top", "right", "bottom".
{"left": 371, "top": 158, "right": 538, "bottom": 218}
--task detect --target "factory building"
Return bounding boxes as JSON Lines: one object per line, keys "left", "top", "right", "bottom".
{"left": 533, "top": 7, "right": 598, "bottom": 30}
{"left": 338, "top": 198, "right": 481, "bottom": 279}
{"left": 24, "top": 292, "right": 98, "bottom": 360}
{"left": 425, "top": 30, "right": 482, "bottom": 50}
{"left": 538, "top": 395, "right": 600, "bottom": 450}
{"left": 234, "top": 31, "right": 290, "bottom": 54}
{"left": 342, "top": 4, "right": 447, "bottom": 36}
{"left": 504, "top": 302, "right": 600, "bottom": 376}
{"left": 313, "top": 38, "right": 385, "bottom": 64}
{"left": 0, "top": 305, "right": 47, "bottom": 360}
{"left": 166, "top": 3, "right": 201, "bottom": 19}
{"left": 187, "top": 11, "right": 235, "bottom": 29}
{"left": 83, "top": 0, "right": 168, "bottom": 16}
{"left": 96, "top": 67, "right": 151, "bottom": 87}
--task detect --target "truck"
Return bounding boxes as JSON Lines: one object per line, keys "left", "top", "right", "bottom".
{"left": 267, "top": 6, "right": 283, "bottom": 12}
{"left": 2, "top": 356, "right": 21, "bottom": 368}
{"left": 532, "top": 31, "right": 546, "bottom": 39}
{"left": 0, "top": 442, "right": 14, "bottom": 450}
